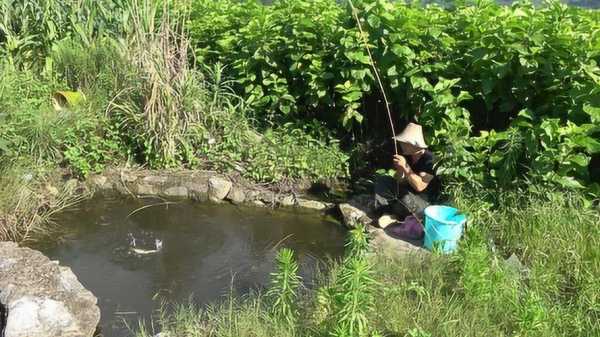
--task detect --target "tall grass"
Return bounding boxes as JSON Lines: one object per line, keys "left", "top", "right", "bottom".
{"left": 109, "top": 0, "right": 205, "bottom": 168}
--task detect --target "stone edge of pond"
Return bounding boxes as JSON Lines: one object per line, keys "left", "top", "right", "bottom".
{"left": 87, "top": 168, "right": 339, "bottom": 211}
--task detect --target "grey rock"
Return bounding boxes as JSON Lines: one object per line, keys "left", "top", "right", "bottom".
{"left": 339, "top": 203, "right": 368, "bottom": 228}
{"left": 136, "top": 184, "right": 157, "bottom": 195}
{"left": 505, "top": 253, "right": 529, "bottom": 277}
{"left": 279, "top": 195, "right": 296, "bottom": 207}
{"left": 245, "top": 190, "right": 260, "bottom": 202}
{"left": 258, "top": 191, "right": 276, "bottom": 204}
{"left": 369, "top": 228, "right": 426, "bottom": 257}
{"left": 338, "top": 194, "right": 376, "bottom": 228}
{"left": 226, "top": 186, "right": 246, "bottom": 205}
{"left": 296, "top": 198, "right": 327, "bottom": 210}
{"left": 90, "top": 175, "right": 107, "bottom": 188}
{"left": 142, "top": 176, "right": 168, "bottom": 185}
{"left": 188, "top": 183, "right": 209, "bottom": 201}
{"left": 161, "top": 186, "right": 188, "bottom": 198}
{"left": 252, "top": 199, "right": 266, "bottom": 207}
{"left": 208, "top": 176, "right": 233, "bottom": 202}
{"left": 0, "top": 242, "right": 100, "bottom": 337}
{"left": 120, "top": 171, "right": 138, "bottom": 183}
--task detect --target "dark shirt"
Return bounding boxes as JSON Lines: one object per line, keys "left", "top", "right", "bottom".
{"left": 408, "top": 150, "right": 440, "bottom": 200}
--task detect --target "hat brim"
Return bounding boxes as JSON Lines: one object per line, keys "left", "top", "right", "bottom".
{"left": 393, "top": 136, "right": 428, "bottom": 149}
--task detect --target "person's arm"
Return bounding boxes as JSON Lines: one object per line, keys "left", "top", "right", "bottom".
{"left": 393, "top": 155, "right": 433, "bottom": 192}
{"left": 403, "top": 167, "right": 433, "bottom": 193}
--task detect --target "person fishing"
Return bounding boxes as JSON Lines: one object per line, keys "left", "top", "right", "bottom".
{"left": 374, "top": 122, "right": 440, "bottom": 224}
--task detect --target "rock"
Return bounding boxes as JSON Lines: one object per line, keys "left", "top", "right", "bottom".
{"left": 226, "top": 186, "right": 246, "bottom": 205}
{"left": 279, "top": 195, "right": 296, "bottom": 207}
{"left": 208, "top": 176, "right": 232, "bottom": 202}
{"left": 136, "top": 184, "right": 157, "bottom": 195}
{"left": 161, "top": 186, "right": 188, "bottom": 198}
{"left": 188, "top": 183, "right": 208, "bottom": 201}
{"left": 504, "top": 253, "right": 529, "bottom": 278}
{"left": 377, "top": 214, "right": 398, "bottom": 229}
{"left": 369, "top": 228, "right": 426, "bottom": 257}
{"left": 339, "top": 203, "right": 369, "bottom": 228}
{"left": 120, "top": 171, "right": 138, "bottom": 183}
{"left": 349, "top": 194, "right": 376, "bottom": 214}
{"left": 0, "top": 242, "right": 100, "bottom": 337}
{"left": 245, "top": 190, "right": 260, "bottom": 203}
{"left": 142, "top": 176, "right": 168, "bottom": 185}
{"left": 252, "top": 199, "right": 266, "bottom": 207}
{"left": 338, "top": 194, "right": 376, "bottom": 228}
{"left": 258, "top": 191, "right": 276, "bottom": 204}
{"left": 296, "top": 198, "right": 327, "bottom": 211}
{"left": 90, "top": 175, "right": 107, "bottom": 188}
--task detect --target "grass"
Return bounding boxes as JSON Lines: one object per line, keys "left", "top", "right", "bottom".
{"left": 134, "top": 187, "right": 599, "bottom": 337}
{"left": 0, "top": 164, "right": 86, "bottom": 243}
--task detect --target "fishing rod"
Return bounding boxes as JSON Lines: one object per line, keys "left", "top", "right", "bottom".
{"left": 347, "top": 0, "right": 398, "bottom": 155}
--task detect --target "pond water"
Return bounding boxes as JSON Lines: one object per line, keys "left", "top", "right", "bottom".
{"left": 34, "top": 195, "right": 346, "bottom": 337}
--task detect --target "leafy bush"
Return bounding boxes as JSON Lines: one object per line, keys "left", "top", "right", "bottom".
{"left": 188, "top": 0, "right": 600, "bottom": 191}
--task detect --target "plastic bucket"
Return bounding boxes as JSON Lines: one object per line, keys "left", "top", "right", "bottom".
{"left": 423, "top": 205, "right": 467, "bottom": 254}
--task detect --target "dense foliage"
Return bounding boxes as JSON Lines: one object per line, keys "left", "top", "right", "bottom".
{"left": 0, "top": 0, "right": 349, "bottom": 182}
{"left": 188, "top": 0, "right": 600, "bottom": 193}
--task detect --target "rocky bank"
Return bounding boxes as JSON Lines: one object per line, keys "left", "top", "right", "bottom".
{"left": 0, "top": 242, "right": 100, "bottom": 337}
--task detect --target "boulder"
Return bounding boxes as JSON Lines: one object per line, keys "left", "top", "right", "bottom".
{"left": 0, "top": 242, "right": 100, "bottom": 337}
{"left": 226, "top": 186, "right": 246, "bottom": 205}
{"left": 338, "top": 203, "right": 371, "bottom": 228}
{"left": 369, "top": 228, "right": 426, "bottom": 258}
{"left": 208, "top": 176, "right": 233, "bottom": 202}
{"left": 338, "top": 194, "right": 376, "bottom": 228}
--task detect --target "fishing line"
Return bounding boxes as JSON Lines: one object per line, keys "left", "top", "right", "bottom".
{"left": 347, "top": 0, "right": 398, "bottom": 155}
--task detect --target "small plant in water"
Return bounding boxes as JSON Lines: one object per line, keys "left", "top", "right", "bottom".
{"left": 267, "top": 248, "right": 302, "bottom": 328}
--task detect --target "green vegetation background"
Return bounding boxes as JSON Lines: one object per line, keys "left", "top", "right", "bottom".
{"left": 0, "top": 0, "right": 598, "bottom": 336}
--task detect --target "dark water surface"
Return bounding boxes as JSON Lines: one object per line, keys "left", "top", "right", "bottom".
{"left": 34, "top": 195, "right": 346, "bottom": 337}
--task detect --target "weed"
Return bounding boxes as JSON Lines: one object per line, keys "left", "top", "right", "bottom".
{"left": 267, "top": 248, "right": 302, "bottom": 328}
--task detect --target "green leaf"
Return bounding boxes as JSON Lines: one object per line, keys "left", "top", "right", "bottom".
{"left": 583, "top": 104, "right": 600, "bottom": 123}
{"left": 572, "top": 135, "right": 600, "bottom": 153}
{"left": 410, "top": 76, "right": 433, "bottom": 92}
{"left": 387, "top": 65, "right": 397, "bottom": 77}
{"left": 553, "top": 175, "right": 585, "bottom": 189}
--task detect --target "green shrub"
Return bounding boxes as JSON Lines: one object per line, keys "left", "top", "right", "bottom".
{"left": 187, "top": 0, "right": 600, "bottom": 191}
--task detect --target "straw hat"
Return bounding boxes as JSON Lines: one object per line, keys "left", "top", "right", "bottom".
{"left": 393, "top": 123, "right": 427, "bottom": 149}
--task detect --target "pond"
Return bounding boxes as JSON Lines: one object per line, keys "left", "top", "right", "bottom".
{"left": 33, "top": 195, "right": 346, "bottom": 337}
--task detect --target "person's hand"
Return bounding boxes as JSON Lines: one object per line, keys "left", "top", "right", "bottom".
{"left": 393, "top": 154, "right": 410, "bottom": 173}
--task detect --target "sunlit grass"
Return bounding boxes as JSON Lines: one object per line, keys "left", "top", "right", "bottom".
{"left": 134, "top": 188, "right": 599, "bottom": 337}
